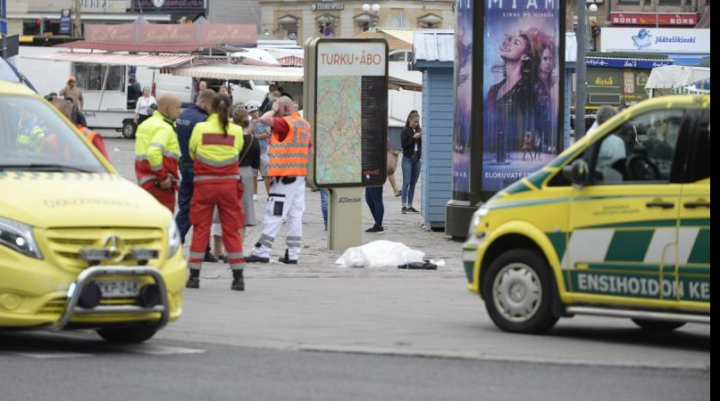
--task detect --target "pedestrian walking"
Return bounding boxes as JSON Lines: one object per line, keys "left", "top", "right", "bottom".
{"left": 246, "top": 97, "right": 311, "bottom": 265}
{"left": 134, "top": 87, "right": 158, "bottom": 127}
{"left": 193, "top": 80, "right": 208, "bottom": 103}
{"left": 59, "top": 76, "right": 83, "bottom": 112}
{"left": 63, "top": 97, "right": 87, "bottom": 128}
{"left": 175, "top": 89, "right": 218, "bottom": 262}
{"left": 260, "top": 84, "right": 279, "bottom": 113}
{"left": 219, "top": 84, "right": 234, "bottom": 106}
{"left": 233, "top": 108, "right": 261, "bottom": 235}
{"left": 387, "top": 137, "right": 401, "bottom": 198}
{"left": 186, "top": 94, "right": 247, "bottom": 291}
{"left": 534, "top": 132, "right": 542, "bottom": 160}
{"left": 134, "top": 94, "right": 182, "bottom": 212}
{"left": 320, "top": 189, "right": 329, "bottom": 231}
{"left": 49, "top": 99, "right": 109, "bottom": 161}
{"left": 365, "top": 183, "right": 385, "bottom": 233}
{"left": 247, "top": 101, "right": 272, "bottom": 199}
{"left": 401, "top": 111, "right": 422, "bottom": 214}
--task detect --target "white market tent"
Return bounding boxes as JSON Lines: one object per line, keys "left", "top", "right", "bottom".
{"left": 168, "top": 64, "right": 305, "bottom": 82}
{"left": 166, "top": 64, "right": 422, "bottom": 91}
{"left": 646, "top": 65, "right": 711, "bottom": 97}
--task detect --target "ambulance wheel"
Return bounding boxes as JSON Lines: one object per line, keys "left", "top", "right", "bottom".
{"left": 632, "top": 319, "right": 686, "bottom": 333}
{"left": 97, "top": 326, "right": 158, "bottom": 344}
{"left": 483, "top": 249, "right": 559, "bottom": 334}
{"left": 122, "top": 121, "right": 136, "bottom": 139}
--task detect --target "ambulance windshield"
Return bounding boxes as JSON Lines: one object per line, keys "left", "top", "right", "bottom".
{"left": 0, "top": 95, "right": 106, "bottom": 173}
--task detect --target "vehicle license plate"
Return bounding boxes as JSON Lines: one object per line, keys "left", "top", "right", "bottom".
{"left": 96, "top": 280, "right": 141, "bottom": 298}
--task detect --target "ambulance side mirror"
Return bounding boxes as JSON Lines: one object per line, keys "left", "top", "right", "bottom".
{"left": 563, "top": 159, "right": 590, "bottom": 188}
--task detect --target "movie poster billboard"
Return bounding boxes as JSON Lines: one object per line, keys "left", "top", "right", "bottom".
{"left": 452, "top": 0, "right": 473, "bottom": 201}
{"left": 482, "top": 0, "right": 561, "bottom": 193}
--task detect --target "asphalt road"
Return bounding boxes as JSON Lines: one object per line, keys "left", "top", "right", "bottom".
{"left": 0, "top": 332, "right": 710, "bottom": 401}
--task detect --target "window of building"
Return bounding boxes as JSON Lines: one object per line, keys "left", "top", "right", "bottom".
{"left": 317, "top": 14, "right": 338, "bottom": 38}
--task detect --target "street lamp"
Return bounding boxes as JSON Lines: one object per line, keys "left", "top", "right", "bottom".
{"left": 577, "top": 0, "right": 602, "bottom": 139}
{"left": 362, "top": 4, "right": 381, "bottom": 32}
{"left": 586, "top": 0, "right": 603, "bottom": 51}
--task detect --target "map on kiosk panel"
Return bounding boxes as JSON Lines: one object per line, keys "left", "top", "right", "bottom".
{"left": 316, "top": 76, "right": 363, "bottom": 185}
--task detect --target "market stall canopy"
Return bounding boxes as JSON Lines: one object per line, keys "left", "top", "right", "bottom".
{"left": 646, "top": 65, "right": 711, "bottom": 90}
{"left": 56, "top": 41, "right": 219, "bottom": 53}
{"left": 166, "top": 64, "right": 422, "bottom": 91}
{"left": 24, "top": 52, "right": 196, "bottom": 68}
{"left": 168, "top": 65, "right": 305, "bottom": 82}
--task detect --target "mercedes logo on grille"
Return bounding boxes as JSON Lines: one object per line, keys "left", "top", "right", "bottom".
{"left": 103, "top": 235, "right": 127, "bottom": 263}
{"left": 153, "top": 0, "right": 166, "bottom": 8}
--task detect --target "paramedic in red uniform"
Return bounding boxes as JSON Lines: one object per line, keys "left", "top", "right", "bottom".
{"left": 185, "top": 94, "right": 247, "bottom": 291}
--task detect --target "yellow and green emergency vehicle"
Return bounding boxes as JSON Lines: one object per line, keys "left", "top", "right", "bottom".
{"left": 464, "top": 95, "right": 710, "bottom": 334}
{"left": 0, "top": 63, "right": 186, "bottom": 344}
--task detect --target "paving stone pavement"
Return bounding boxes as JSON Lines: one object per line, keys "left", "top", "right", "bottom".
{"left": 103, "top": 135, "right": 466, "bottom": 282}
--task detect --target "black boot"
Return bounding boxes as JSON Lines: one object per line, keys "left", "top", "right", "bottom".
{"left": 246, "top": 254, "right": 270, "bottom": 264}
{"left": 186, "top": 269, "right": 200, "bottom": 289}
{"left": 278, "top": 249, "right": 298, "bottom": 265}
{"left": 231, "top": 269, "right": 245, "bottom": 292}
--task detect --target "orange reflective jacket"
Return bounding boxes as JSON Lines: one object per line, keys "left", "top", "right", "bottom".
{"left": 267, "top": 112, "right": 311, "bottom": 177}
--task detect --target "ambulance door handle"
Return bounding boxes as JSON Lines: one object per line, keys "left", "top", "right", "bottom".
{"left": 684, "top": 202, "right": 711, "bottom": 210}
{"left": 646, "top": 201, "right": 675, "bottom": 210}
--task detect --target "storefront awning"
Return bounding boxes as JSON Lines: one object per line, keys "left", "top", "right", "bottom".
{"left": 23, "top": 52, "right": 196, "bottom": 68}
{"left": 56, "top": 40, "right": 219, "bottom": 53}
{"left": 669, "top": 54, "right": 710, "bottom": 67}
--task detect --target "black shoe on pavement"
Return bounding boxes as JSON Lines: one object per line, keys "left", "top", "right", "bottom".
{"left": 402, "top": 207, "right": 408, "bottom": 214}
{"left": 365, "top": 226, "right": 384, "bottom": 233}
{"left": 408, "top": 207, "right": 420, "bottom": 214}
{"left": 278, "top": 250, "right": 298, "bottom": 265}
{"left": 246, "top": 254, "right": 270, "bottom": 264}
{"left": 186, "top": 270, "right": 200, "bottom": 289}
{"left": 231, "top": 270, "right": 245, "bottom": 291}
{"left": 204, "top": 252, "right": 220, "bottom": 263}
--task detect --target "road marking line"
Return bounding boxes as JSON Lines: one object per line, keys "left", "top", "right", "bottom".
{"left": 3, "top": 351, "right": 94, "bottom": 360}
{"left": 105, "top": 344, "right": 206, "bottom": 356}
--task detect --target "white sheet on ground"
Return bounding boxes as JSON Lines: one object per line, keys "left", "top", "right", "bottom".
{"left": 335, "top": 241, "right": 426, "bottom": 268}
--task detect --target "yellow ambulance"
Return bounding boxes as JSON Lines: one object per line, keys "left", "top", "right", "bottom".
{"left": 464, "top": 96, "right": 710, "bottom": 334}
{"left": 0, "top": 67, "right": 186, "bottom": 344}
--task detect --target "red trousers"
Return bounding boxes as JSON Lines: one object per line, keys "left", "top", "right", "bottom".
{"left": 142, "top": 183, "right": 176, "bottom": 213}
{"left": 188, "top": 180, "right": 246, "bottom": 271}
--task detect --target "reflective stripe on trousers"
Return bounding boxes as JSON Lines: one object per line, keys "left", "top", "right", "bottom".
{"left": 194, "top": 174, "right": 241, "bottom": 183}
{"left": 252, "top": 177, "right": 305, "bottom": 261}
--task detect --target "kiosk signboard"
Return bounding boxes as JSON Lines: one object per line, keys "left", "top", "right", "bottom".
{"left": 307, "top": 39, "right": 388, "bottom": 189}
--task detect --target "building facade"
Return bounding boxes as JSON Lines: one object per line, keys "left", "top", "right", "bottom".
{"left": 259, "top": 0, "right": 454, "bottom": 43}
{"left": 566, "top": 0, "right": 710, "bottom": 28}
{"left": 4, "top": 0, "right": 214, "bottom": 37}
{"left": 566, "top": 0, "right": 709, "bottom": 51}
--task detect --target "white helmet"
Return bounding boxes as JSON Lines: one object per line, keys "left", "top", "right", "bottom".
{"left": 246, "top": 101, "right": 260, "bottom": 112}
